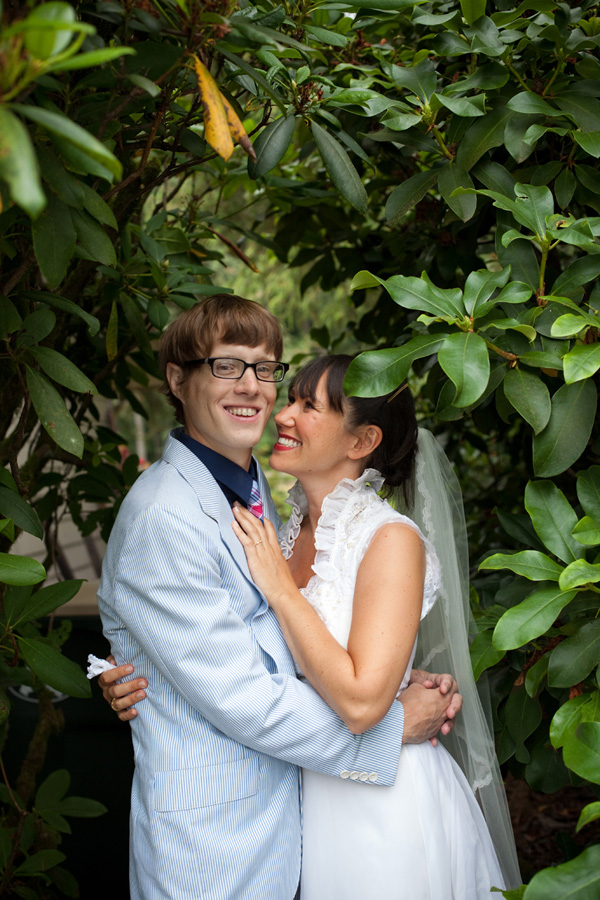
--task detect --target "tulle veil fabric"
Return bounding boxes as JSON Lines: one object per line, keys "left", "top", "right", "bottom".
{"left": 396, "top": 428, "right": 521, "bottom": 889}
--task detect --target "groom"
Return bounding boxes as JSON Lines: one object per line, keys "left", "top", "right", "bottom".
{"left": 98, "top": 294, "right": 461, "bottom": 900}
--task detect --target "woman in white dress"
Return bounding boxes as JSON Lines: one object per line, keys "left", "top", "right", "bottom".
{"left": 231, "top": 354, "right": 519, "bottom": 899}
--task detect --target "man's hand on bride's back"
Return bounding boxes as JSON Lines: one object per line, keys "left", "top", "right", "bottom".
{"left": 98, "top": 656, "right": 147, "bottom": 723}
{"left": 399, "top": 676, "right": 462, "bottom": 745}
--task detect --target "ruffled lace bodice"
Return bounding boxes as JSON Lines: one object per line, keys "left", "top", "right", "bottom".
{"left": 279, "top": 468, "right": 441, "bottom": 687}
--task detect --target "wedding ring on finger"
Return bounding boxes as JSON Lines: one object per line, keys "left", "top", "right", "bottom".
{"left": 254, "top": 539, "right": 263, "bottom": 546}
{"left": 110, "top": 698, "right": 119, "bottom": 712}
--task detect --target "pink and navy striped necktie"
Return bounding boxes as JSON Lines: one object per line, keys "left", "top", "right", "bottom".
{"left": 248, "top": 479, "right": 263, "bottom": 519}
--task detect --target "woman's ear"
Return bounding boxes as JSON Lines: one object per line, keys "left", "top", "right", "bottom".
{"left": 166, "top": 363, "right": 184, "bottom": 399}
{"left": 348, "top": 424, "right": 383, "bottom": 461}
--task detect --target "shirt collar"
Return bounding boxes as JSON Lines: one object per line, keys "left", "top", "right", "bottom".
{"left": 174, "top": 428, "right": 257, "bottom": 507}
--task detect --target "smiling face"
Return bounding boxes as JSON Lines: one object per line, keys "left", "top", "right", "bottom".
{"left": 270, "top": 374, "right": 365, "bottom": 488}
{"left": 167, "top": 341, "right": 278, "bottom": 470}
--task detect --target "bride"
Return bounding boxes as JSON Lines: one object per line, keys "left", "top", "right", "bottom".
{"left": 229, "top": 354, "right": 519, "bottom": 899}
{"left": 100, "top": 354, "right": 520, "bottom": 898}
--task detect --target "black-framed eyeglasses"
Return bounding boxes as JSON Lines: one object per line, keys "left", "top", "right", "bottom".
{"left": 182, "top": 357, "right": 290, "bottom": 383}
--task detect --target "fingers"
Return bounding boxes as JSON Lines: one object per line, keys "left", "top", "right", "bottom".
{"left": 98, "top": 663, "right": 134, "bottom": 689}
{"left": 437, "top": 674, "right": 458, "bottom": 696}
{"left": 232, "top": 505, "right": 266, "bottom": 546}
{"left": 445, "top": 691, "right": 463, "bottom": 718}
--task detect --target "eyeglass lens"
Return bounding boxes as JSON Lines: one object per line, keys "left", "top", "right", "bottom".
{"left": 211, "top": 358, "right": 286, "bottom": 382}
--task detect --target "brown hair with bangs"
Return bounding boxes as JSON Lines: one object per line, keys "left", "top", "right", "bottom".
{"left": 290, "top": 355, "right": 418, "bottom": 504}
{"left": 159, "top": 294, "right": 283, "bottom": 424}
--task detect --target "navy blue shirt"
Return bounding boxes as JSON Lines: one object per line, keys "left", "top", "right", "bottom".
{"left": 174, "top": 428, "right": 259, "bottom": 510}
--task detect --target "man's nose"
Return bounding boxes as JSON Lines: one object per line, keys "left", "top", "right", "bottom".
{"left": 235, "top": 365, "right": 260, "bottom": 391}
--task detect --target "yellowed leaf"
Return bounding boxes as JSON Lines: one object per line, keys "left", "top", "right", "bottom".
{"left": 193, "top": 57, "right": 233, "bottom": 161}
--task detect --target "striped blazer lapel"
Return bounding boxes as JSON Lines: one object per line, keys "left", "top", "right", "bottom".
{"left": 162, "top": 432, "right": 267, "bottom": 603}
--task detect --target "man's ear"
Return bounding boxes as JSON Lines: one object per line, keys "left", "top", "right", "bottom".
{"left": 348, "top": 424, "right": 382, "bottom": 461}
{"left": 166, "top": 363, "right": 184, "bottom": 399}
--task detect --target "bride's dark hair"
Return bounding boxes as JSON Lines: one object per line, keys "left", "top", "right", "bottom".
{"left": 289, "top": 355, "right": 418, "bottom": 504}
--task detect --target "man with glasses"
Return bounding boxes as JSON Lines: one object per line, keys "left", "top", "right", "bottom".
{"left": 97, "top": 294, "right": 460, "bottom": 900}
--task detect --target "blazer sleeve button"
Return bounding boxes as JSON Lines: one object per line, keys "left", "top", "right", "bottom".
{"left": 340, "top": 770, "right": 351, "bottom": 779}
{"left": 368, "top": 772, "right": 378, "bottom": 783}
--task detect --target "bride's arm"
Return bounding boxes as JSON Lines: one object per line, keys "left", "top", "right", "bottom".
{"left": 232, "top": 505, "right": 425, "bottom": 734}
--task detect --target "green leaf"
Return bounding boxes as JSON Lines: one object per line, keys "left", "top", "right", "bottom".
{"left": 507, "top": 92, "right": 562, "bottom": 117}
{"left": 462, "top": 267, "right": 510, "bottom": 317}
{"left": 30, "top": 347, "right": 97, "bottom": 394}
{"left": 14, "top": 848, "right": 66, "bottom": 876}
{"left": 563, "top": 343, "right": 600, "bottom": 384}
{"left": 31, "top": 193, "right": 76, "bottom": 288}
{"left": 36, "top": 769, "right": 69, "bottom": 808}
{"left": 17, "top": 637, "right": 91, "bottom": 698}
{"left": 17, "top": 308, "right": 55, "bottom": 347}
{"left": 304, "top": 25, "right": 347, "bottom": 47}
{"left": 248, "top": 114, "right": 295, "bottom": 179}
{"left": 344, "top": 336, "right": 444, "bottom": 397}
{"left": 455, "top": 107, "right": 512, "bottom": 172}
{"left": 578, "top": 467, "right": 600, "bottom": 521}
{"left": 382, "top": 274, "right": 465, "bottom": 319}
{"left": 0, "top": 297, "right": 23, "bottom": 340}
{"left": 0, "top": 486, "right": 43, "bottom": 539}
{"left": 72, "top": 181, "right": 117, "bottom": 229}
{"left": 22, "top": 290, "right": 100, "bottom": 336}
{"left": 523, "top": 845, "right": 600, "bottom": 900}
{"left": 480, "top": 550, "right": 563, "bottom": 581}
{"left": 385, "top": 169, "right": 438, "bottom": 225}
{"left": 533, "top": 380, "right": 597, "bottom": 477}
{"left": 311, "top": 121, "right": 367, "bottom": 215}
{"left": 438, "top": 331, "right": 490, "bottom": 407}
{"left": 553, "top": 256, "right": 600, "bottom": 296}
{"left": 439, "top": 163, "right": 476, "bottom": 221}
{"left": 525, "top": 480, "right": 584, "bottom": 564}
{"left": 389, "top": 58, "right": 437, "bottom": 103}
{"left": 525, "top": 739, "right": 570, "bottom": 794}
{"left": 550, "top": 695, "right": 590, "bottom": 748}
{"left": 577, "top": 801, "right": 600, "bottom": 832}
{"left": 505, "top": 686, "right": 542, "bottom": 763}
{"left": 106, "top": 300, "right": 118, "bottom": 361}
{"left": 436, "top": 93, "right": 485, "bottom": 118}
{"left": 25, "top": 367, "right": 84, "bottom": 458}
{"left": 71, "top": 209, "right": 116, "bottom": 266}
{"left": 525, "top": 654, "right": 549, "bottom": 697}
{"left": 563, "top": 722, "right": 600, "bottom": 784}
{"left": 492, "top": 586, "right": 577, "bottom": 651}
{"left": 0, "top": 108, "right": 45, "bottom": 218}
{"left": 23, "top": 2, "right": 76, "bottom": 59}
{"left": 551, "top": 314, "right": 592, "bottom": 338}
{"left": 503, "top": 368, "right": 551, "bottom": 434}
{"left": 548, "top": 619, "right": 600, "bottom": 687}
{"left": 512, "top": 182, "right": 554, "bottom": 238}
{"left": 0, "top": 553, "right": 45, "bottom": 586}
{"left": 48, "top": 45, "right": 136, "bottom": 72}
{"left": 470, "top": 628, "right": 505, "bottom": 681}
{"left": 572, "top": 516, "right": 600, "bottom": 546}
{"left": 12, "top": 104, "right": 122, "bottom": 181}
{"left": 9, "top": 580, "right": 83, "bottom": 626}
{"left": 57, "top": 796, "right": 107, "bottom": 817}
{"left": 559, "top": 559, "right": 600, "bottom": 591}
{"left": 573, "top": 131, "right": 600, "bottom": 158}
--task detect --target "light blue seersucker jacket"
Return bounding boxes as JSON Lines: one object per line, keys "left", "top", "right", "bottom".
{"left": 97, "top": 432, "right": 405, "bottom": 900}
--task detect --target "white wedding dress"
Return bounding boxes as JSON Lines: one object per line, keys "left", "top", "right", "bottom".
{"left": 279, "top": 470, "right": 505, "bottom": 900}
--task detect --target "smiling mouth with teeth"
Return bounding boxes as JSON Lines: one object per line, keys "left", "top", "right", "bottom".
{"left": 276, "top": 436, "right": 301, "bottom": 448}
{"left": 226, "top": 407, "right": 259, "bottom": 417}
